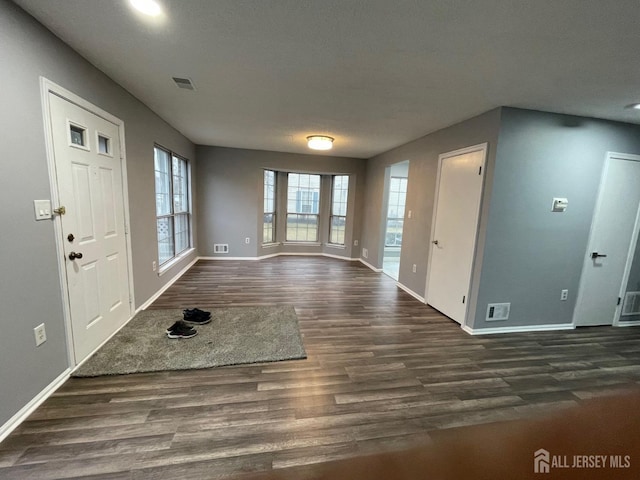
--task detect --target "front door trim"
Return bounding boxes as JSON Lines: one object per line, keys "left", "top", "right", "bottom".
{"left": 40, "top": 77, "right": 135, "bottom": 368}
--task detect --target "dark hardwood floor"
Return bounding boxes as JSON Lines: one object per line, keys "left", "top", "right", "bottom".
{"left": 1, "top": 257, "right": 640, "bottom": 479}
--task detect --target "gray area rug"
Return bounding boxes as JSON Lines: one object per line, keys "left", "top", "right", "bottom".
{"left": 72, "top": 305, "right": 306, "bottom": 377}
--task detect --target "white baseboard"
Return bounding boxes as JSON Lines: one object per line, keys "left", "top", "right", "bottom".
{"left": 461, "top": 323, "right": 575, "bottom": 335}
{"left": 616, "top": 320, "right": 640, "bottom": 327}
{"left": 359, "top": 258, "right": 382, "bottom": 272}
{"left": 200, "top": 253, "right": 359, "bottom": 262}
{"left": 396, "top": 282, "right": 426, "bottom": 303}
{"left": 0, "top": 368, "right": 70, "bottom": 443}
{"left": 136, "top": 256, "right": 200, "bottom": 312}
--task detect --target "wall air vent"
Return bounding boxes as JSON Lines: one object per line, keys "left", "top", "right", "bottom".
{"left": 486, "top": 303, "right": 510, "bottom": 321}
{"left": 172, "top": 77, "right": 195, "bottom": 90}
{"left": 213, "top": 244, "right": 229, "bottom": 254}
{"left": 622, "top": 292, "right": 640, "bottom": 316}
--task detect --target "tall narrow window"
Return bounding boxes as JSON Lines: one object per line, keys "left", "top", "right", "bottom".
{"left": 286, "top": 173, "right": 320, "bottom": 242}
{"left": 263, "top": 170, "right": 276, "bottom": 243}
{"left": 154, "top": 146, "right": 191, "bottom": 266}
{"left": 385, "top": 176, "right": 407, "bottom": 247}
{"left": 329, "top": 175, "right": 349, "bottom": 245}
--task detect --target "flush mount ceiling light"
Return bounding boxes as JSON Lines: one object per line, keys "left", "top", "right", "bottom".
{"left": 307, "top": 135, "right": 334, "bottom": 151}
{"left": 130, "top": 0, "right": 162, "bottom": 16}
{"left": 624, "top": 103, "right": 640, "bottom": 110}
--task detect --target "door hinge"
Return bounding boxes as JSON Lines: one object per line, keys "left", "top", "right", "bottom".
{"left": 617, "top": 297, "right": 621, "bottom": 305}
{"left": 462, "top": 295, "right": 466, "bottom": 304}
{"left": 478, "top": 166, "right": 482, "bottom": 175}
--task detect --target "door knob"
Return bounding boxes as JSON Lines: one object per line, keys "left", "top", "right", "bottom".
{"left": 591, "top": 252, "right": 607, "bottom": 259}
{"left": 68, "top": 251, "right": 83, "bottom": 260}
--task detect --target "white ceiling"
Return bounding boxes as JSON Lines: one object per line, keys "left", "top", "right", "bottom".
{"left": 14, "top": 0, "right": 640, "bottom": 159}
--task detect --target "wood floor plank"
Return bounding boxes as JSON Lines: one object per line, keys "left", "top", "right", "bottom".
{"left": 2, "top": 257, "right": 640, "bottom": 479}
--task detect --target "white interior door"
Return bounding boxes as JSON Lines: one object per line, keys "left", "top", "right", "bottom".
{"left": 49, "top": 93, "right": 132, "bottom": 364}
{"left": 574, "top": 153, "right": 640, "bottom": 327}
{"left": 426, "top": 145, "right": 486, "bottom": 324}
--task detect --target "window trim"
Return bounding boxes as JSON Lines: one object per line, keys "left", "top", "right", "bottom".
{"left": 154, "top": 144, "right": 192, "bottom": 268}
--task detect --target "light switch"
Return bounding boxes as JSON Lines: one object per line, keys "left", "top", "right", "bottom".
{"left": 551, "top": 197, "right": 568, "bottom": 213}
{"left": 34, "top": 200, "right": 52, "bottom": 220}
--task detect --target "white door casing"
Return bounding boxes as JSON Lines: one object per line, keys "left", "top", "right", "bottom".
{"left": 43, "top": 81, "right": 133, "bottom": 365}
{"left": 426, "top": 144, "right": 487, "bottom": 325}
{"left": 574, "top": 153, "right": 640, "bottom": 327}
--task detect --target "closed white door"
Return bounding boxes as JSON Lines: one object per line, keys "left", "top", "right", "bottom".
{"left": 426, "top": 145, "right": 486, "bottom": 324}
{"left": 574, "top": 153, "right": 640, "bottom": 327}
{"left": 49, "top": 93, "right": 132, "bottom": 363}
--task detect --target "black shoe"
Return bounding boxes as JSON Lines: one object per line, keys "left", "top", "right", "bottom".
{"left": 166, "top": 320, "right": 197, "bottom": 339}
{"left": 183, "top": 308, "right": 211, "bottom": 325}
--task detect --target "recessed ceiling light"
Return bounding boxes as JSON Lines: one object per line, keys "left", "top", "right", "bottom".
{"left": 624, "top": 103, "right": 640, "bottom": 110}
{"left": 307, "top": 135, "right": 334, "bottom": 151}
{"left": 130, "top": 0, "right": 162, "bottom": 16}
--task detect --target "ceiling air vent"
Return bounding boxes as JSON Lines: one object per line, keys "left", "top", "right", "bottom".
{"left": 172, "top": 77, "right": 195, "bottom": 91}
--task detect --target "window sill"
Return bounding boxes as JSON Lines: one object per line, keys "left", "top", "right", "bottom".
{"left": 261, "top": 242, "right": 281, "bottom": 248}
{"left": 325, "top": 243, "right": 346, "bottom": 249}
{"left": 158, "top": 247, "right": 195, "bottom": 276}
{"left": 283, "top": 242, "right": 322, "bottom": 247}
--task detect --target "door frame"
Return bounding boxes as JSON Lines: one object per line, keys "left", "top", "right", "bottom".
{"left": 573, "top": 151, "right": 640, "bottom": 328}
{"left": 40, "top": 77, "right": 135, "bottom": 367}
{"left": 425, "top": 142, "right": 487, "bottom": 329}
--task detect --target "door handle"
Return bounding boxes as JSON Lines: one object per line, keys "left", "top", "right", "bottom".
{"left": 432, "top": 240, "right": 439, "bottom": 245}
{"left": 68, "top": 251, "right": 83, "bottom": 260}
{"left": 591, "top": 252, "right": 607, "bottom": 259}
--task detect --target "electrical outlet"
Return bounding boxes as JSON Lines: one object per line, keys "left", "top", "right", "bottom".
{"left": 561, "top": 289, "right": 568, "bottom": 301}
{"left": 354, "top": 240, "right": 358, "bottom": 246}
{"left": 362, "top": 248, "right": 368, "bottom": 259}
{"left": 152, "top": 261, "right": 157, "bottom": 272}
{"left": 245, "top": 237, "right": 250, "bottom": 244}
{"left": 412, "top": 264, "right": 417, "bottom": 273}
{"left": 34, "top": 323, "right": 46, "bottom": 346}
{"left": 408, "top": 210, "right": 412, "bottom": 219}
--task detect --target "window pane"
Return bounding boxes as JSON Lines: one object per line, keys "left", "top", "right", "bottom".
{"left": 264, "top": 170, "right": 276, "bottom": 214}
{"left": 287, "top": 173, "right": 320, "bottom": 215}
{"left": 263, "top": 170, "right": 276, "bottom": 243}
{"left": 263, "top": 213, "right": 275, "bottom": 243}
{"left": 329, "top": 175, "right": 349, "bottom": 245}
{"left": 386, "top": 176, "right": 407, "bottom": 247}
{"left": 385, "top": 219, "right": 404, "bottom": 247}
{"left": 286, "top": 214, "right": 318, "bottom": 242}
{"left": 157, "top": 217, "right": 174, "bottom": 264}
{"left": 174, "top": 213, "right": 189, "bottom": 255}
{"left": 172, "top": 156, "right": 189, "bottom": 213}
{"left": 331, "top": 175, "right": 349, "bottom": 216}
{"left": 330, "top": 216, "right": 346, "bottom": 245}
{"left": 154, "top": 147, "right": 171, "bottom": 216}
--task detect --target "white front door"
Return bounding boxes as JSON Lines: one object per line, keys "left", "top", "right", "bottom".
{"left": 49, "top": 93, "right": 132, "bottom": 364}
{"left": 574, "top": 153, "right": 640, "bottom": 327}
{"left": 426, "top": 144, "right": 486, "bottom": 324}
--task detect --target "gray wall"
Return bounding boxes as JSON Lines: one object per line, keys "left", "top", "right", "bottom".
{"left": 196, "top": 146, "right": 366, "bottom": 259}
{"left": 472, "top": 108, "right": 640, "bottom": 329}
{"left": 0, "top": 0, "right": 197, "bottom": 428}
{"left": 361, "top": 109, "right": 502, "bottom": 305}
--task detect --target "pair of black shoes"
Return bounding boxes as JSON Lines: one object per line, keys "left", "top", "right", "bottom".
{"left": 166, "top": 308, "right": 211, "bottom": 339}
